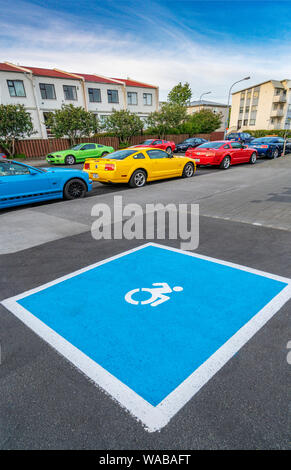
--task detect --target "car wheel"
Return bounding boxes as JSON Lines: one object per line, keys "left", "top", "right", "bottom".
{"left": 166, "top": 147, "right": 172, "bottom": 156}
{"left": 64, "top": 178, "right": 87, "bottom": 200}
{"left": 220, "top": 156, "right": 231, "bottom": 169}
{"left": 272, "top": 148, "right": 279, "bottom": 159}
{"left": 249, "top": 152, "right": 257, "bottom": 164}
{"left": 182, "top": 162, "right": 194, "bottom": 178}
{"left": 65, "top": 155, "right": 76, "bottom": 165}
{"left": 129, "top": 169, "right": 147, "bottom": 188}
{"left": 101, "top": 152, "right": 109, "bottom": 157}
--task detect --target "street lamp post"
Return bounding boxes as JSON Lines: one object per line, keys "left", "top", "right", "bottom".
{"left": 224, "top": 76, "right": 250, "bottom": 138}
{"left": 199, "top": 91, "right": 211, "bottom": 111}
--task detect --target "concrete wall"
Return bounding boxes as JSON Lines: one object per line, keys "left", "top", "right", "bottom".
{"left": 0, "top": 69, "right": 158, "bottom": 138}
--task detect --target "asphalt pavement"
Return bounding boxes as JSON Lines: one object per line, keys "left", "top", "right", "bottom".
{"left": 0, "top": 155, "right": 290, "bottom": 449}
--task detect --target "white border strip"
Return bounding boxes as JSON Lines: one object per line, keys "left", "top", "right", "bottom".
{"left": 2, "top": 242, "right": 291, "bottom": 432}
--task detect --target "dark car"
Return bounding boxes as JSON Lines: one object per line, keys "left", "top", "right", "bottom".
{"left": 175, "top": 137, "right": 208, "bottom": 153}
{"left": 248, "top": 137, "right": 291, "bottom": 159}
{"left": 226, "top": 132, "right": 254, "bottom": 144}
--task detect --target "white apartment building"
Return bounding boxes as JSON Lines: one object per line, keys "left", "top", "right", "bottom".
{"left": 229, "top": 79, "right": 291, "bottom": 131}
{"left": 0, "top": 62, "right": 159, "bottom": 138}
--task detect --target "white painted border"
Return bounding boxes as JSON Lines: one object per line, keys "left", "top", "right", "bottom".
{"left": 2, "top": 242, "right": 291, "bottom": 432}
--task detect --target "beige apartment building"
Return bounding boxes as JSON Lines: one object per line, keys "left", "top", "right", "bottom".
{"left": 187, "top": 100, "right": 229, "bottom": 132}
{"left": 229, "top": 79, "right": 291, "bottom": 131}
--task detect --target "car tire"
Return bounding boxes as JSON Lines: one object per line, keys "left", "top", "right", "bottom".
{"left": 182, "top": 162, "right": 195, "bottom": 178}
{"left": 101, "top": 152, "right": 109, "bottom": 157}
{"left": 220, "top": 156, "right": 231, "bottom": 169}
{"left": 65, "top": 155, "right": 76, "bottom": 165}
{"left": 249, "top": 152, "right": 257, "bottom": 164}
{"left": 63, "top": 178, "right": 87, "bottom": 200}
{"left": 166, "top": 147, "right": 173, "bottom": 156}
{"left": 129, "top": 169, "right": 147, "bottom": 188}
{"left": 272, "top": 148, "right": 279, "bottom": 159}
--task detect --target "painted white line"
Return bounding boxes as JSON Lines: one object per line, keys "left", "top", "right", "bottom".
{"left": 2, "top": 242, "right": 291, "bottom": 432}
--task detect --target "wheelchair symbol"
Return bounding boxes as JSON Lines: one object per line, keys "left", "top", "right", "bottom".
{"left": 125, "top": 282, "right": 183, "bottom": 307}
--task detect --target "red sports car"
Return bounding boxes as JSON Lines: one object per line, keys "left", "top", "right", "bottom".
{"left": 185, "top": 141, "right": 257, "bottom": 169}
{"left": 131, "top": 139, "right": 176, "bottom": 155}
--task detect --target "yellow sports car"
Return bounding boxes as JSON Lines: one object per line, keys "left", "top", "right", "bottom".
{"left": 83, "top": 147, "right": 196, "bottom": 188}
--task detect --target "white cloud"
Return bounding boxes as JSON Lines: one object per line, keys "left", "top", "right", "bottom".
{"left": 1, "top": 0, "right": 291, "bottom": 102}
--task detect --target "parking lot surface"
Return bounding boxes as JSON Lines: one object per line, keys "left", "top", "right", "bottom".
{"left": 0, "top": 156, "right": 290, "bottom": 449}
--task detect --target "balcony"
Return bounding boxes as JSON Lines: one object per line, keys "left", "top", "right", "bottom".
{"left": 270, "top": 109, "right": 284, "bottom": 117}
{"left": 273, "top": 94, "right": 287, "bottom": 103}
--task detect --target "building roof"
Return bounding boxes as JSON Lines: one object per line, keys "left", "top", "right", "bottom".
{"left": 0, "top": 62, "right": 157, "bottom": 88}
{"left": 232, "top": 79, "right": 290, "bottom": 95}
{"left": 189, "top": 99, "right": 228, "bottom": 107}
{"left": 72, "top": 73, "right": 121, "bottom": 85}
{"left": 21, "top": 66, "right": 78, "bottom": 79}
{"left": 112, "top": 77, "right": 156, "bottom": 88}
{"left": 0, "top": 62, "right": 24, "bottom": 72}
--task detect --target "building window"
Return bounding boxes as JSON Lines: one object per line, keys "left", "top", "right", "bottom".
{"left": 39, "top": 83, "right": 56, "bottom": 100}
{"left": 127, "top": 91, "right": 138, "bottom": 105}
{"left": 63, "top": 85, "right": 77, "bottom": 101}
{"left": 107, "top": 89, "right": 119, "bottom": 103}
{"left": 88, "top": 88, "right": 101, "bottom": 103}
{"left": 240, "top": 92, "right": 245, "bottom": 99}
{"left": 143, "top": 93, "right": 152, "bottom": 106}
{"left": 239, "top": 107, "right": 244, "bottom": 114}
{"left": 249, "top": 119, "right": 256, "bottom": 126}
{"left": 275, "top": 88, "right": 281, "bottom": 96}
{"left": 237, "top": 120, "right": 242, "bottom": 128}
{"left": 7, "top": 80, "right": 26, "bottom": 97}
{"left": 243, "top": 119, "right": 248, "bottom": 126}
{"left": 246, "top": 91, "right": 252, "bottom": 99}
{"left": 245, "top": 106, "right": 250, "bottom": 114}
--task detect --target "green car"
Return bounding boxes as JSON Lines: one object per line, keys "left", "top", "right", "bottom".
{"left": 46, "top": 143, "right": 114, "bottom": 165}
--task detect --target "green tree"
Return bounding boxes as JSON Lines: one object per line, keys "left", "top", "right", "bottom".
{"left": 46, "top": 104, "right": 99, "bottom": 145}
{"left": 182, "top": 109, "right": 222, "bottom": 135}
{"left": 168, "top": 82, "right": 192, "bottom": 106}
{"left": 0, "top": 104, "right": 35, "bottom": 156}
{"left": 147, "top": 102, "right": 188, "bottom": 138}
{"left": 103, "top": 109, "right": 144, "bottom": 147}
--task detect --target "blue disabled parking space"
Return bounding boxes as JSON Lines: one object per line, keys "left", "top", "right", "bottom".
{"left": 15, "top": 244, "right": 288, "bottom": 407}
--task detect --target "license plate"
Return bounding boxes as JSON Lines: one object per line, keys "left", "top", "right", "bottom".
{"left": 93, "top": 173, "right": 99, "bottom": 178}
{"left": 194, "top": 159, "right": 200, "bottom": 162}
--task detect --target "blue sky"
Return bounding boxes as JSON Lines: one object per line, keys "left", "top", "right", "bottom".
{"left": 1, "top": 0, "right": 291, "bottom": 101}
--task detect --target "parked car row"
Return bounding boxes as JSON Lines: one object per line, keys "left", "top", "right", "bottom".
{"left": 44, "top": 134, "right": 290, "bottom": 167}
{"left": 1, "top": 133, "right": 290, "bottom": 209}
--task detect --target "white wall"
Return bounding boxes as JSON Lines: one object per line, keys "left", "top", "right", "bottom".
{"left": 125, "top": 86, "right": 157, "bottom": 115}
{"left": 85, "top": 82, "right": 125, "bottom": 114}
{"left": 0, "top": 70, "right": 159, "bottom": 138}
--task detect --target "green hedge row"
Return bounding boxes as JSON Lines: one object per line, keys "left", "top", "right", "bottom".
{"left": 244, "top": 129, "right": 291, "bottom": 138}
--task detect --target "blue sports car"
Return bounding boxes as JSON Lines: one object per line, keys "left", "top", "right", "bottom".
{"left": 248, "top": 137, "right": 291, "bottom": 159}
{"left": 0, "top": 159, "right": 93, "bottom": 209}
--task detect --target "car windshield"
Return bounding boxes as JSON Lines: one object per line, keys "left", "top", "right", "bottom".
{"left": 140, "top": 140, "right": 154, "bottom": 145}
{"left": 198, "top": 142, "right": 223, "bottom": 149}
{"left": 107, "top": 150, "right": 137, "bottom": 160}
{"left": 70, "top": 144, "right": 84, "bottom": 150}
{"left": 183, "top": 139, "right": 195, "bottom": 143}
{"left": 227, "top": 134, "right": 237, "bottom": 139}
